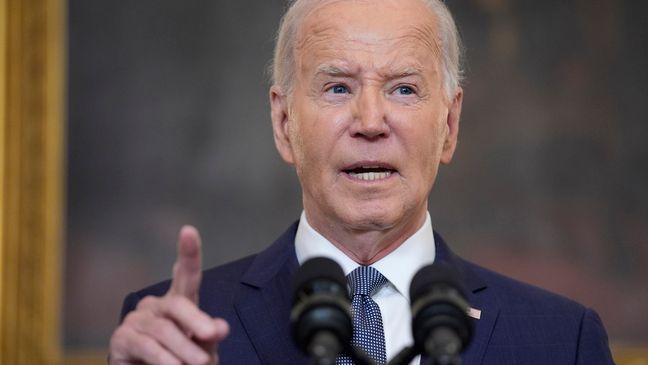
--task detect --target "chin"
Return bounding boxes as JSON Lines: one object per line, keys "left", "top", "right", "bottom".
{"left": 339, "top": 204, "right": 402, "bottom": 232}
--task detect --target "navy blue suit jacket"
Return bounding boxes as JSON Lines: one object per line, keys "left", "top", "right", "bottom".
{"left": 120, "top": 222, "right": 614, "bottom": 364}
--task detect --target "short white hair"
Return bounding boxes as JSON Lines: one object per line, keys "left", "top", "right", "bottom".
{"left": 271, "top": 0, "right": 464, "bottom": 101}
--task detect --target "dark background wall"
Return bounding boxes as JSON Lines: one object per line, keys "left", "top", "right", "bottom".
{"left": 66, "top": 0, "right": 648, "bottom": 350}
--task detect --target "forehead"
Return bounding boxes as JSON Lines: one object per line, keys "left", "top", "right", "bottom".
{"left": 294, "top": 0, "right": 441, "bottom": 74}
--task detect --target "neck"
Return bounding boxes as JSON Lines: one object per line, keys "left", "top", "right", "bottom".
{"left": 304, "top": 208, "right": 427, "bottom": 265}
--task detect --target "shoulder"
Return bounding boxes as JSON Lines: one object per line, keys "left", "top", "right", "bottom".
{"left": 465, "top": 259, "right": 587, "bottom": 316}
{"left": 436, "top": 231, "right": 612, "bottom": 362}
{"left": 459, "top": 259, "right": 613, "bottom": 363}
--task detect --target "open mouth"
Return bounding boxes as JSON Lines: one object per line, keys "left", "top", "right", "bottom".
{"left": 342, "top": 164, "right": 397, "bottom": 181}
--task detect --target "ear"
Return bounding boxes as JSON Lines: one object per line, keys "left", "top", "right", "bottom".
{"left": 270, "top": 85, "right": 296, "bottom": 165}
{"left": 440, "top": 87, "right": 463, "bottom": 165}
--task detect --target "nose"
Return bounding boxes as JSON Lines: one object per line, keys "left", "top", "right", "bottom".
{"left": 349, "top": 88, "right": 390, "bottom": 139}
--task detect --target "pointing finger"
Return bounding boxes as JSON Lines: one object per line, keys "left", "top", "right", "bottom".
{"left": 169, "top": 225, "right": 203, "bottom": 302}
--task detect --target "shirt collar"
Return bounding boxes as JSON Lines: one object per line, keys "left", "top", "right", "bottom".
{"left": 295, "top": 211, "right": 436, "bottom": 303}
{"left": 295, "top": 211, "right": 360, "bottom": 276}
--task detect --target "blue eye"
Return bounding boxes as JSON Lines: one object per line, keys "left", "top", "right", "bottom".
{"left": 396, "top": 86, "right": 415, "bottom": 95}
{"left": 328, "top": 84, "right": 349, "bottom": 94}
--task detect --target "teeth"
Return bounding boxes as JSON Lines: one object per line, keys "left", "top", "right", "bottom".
{"left": 348, "top": 171, "right": 392, "bottom": 181}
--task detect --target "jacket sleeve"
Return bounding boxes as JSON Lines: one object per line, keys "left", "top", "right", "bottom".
{"left": 118, "top": 291, "right": 143, "bottom": 323}
{"left": 576, "top": 308, "right": 615, "bottom": 365}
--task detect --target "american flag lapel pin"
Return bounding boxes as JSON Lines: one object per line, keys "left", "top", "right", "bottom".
{"left": 467, "top": 307, "right": 482, "bottom": 320}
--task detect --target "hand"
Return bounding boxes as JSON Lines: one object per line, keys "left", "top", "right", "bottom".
{"left": 109, "top": 226, "right": 230, "bottom": 365}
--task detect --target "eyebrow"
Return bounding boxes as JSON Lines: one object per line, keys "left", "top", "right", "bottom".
{"left": 315, "top": 64, "right": 424, "bottom": 80}
{"left": 315, "top": 64, "right": 357, "bottom": 77}
{"left": 381, "top": 66, "right": 424, "bottom": 80}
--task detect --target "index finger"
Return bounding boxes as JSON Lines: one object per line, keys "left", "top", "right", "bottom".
{"left": 168, "top": 225, "right": 203, "bottom": 302}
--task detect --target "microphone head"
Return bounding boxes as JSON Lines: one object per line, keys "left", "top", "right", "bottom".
{"left": 291, "top": 257, "right": 352, "bottom": 359}
{"left": 409, "top": 263, "right": 473, "bottom": 359}
{"left": 293, "top": 257, "right": 348, "bottom": 302}
{"left": 410, "top": 262, "right": 466, "bottom": 303}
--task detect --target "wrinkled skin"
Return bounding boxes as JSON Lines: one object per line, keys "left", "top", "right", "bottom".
{"left": 271, "top": 0, "right": 462, "bottom": 264}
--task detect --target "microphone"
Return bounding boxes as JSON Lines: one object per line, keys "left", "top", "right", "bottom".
{"left": 409, "top": 263, "right": 473, "bottom": 365}
{"left": 290, "top": 257, "right": 353, "bottom": 365}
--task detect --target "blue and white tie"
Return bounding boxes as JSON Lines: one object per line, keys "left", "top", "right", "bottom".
{"left": 337, "top": 266, "right": 388, "bottom": 365}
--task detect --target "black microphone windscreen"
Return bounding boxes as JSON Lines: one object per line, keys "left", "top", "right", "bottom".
{"left": 291, "top": 257, "right": 353, "bottom": 362}
{"left": 409, "top": 262, "right": 465, "bottom": 303}
{"left": 293, "top": 257, "right": 347, "bottom": 297}
{"left": 408, "top": 262, "right": 473, "bottom": 362}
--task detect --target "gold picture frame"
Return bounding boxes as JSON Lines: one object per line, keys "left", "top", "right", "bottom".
{"left": 1, "top": 0, "right": 64, "bottom": 363}
{"left": 0, "top": 0, "right": 645, "bottom": 364}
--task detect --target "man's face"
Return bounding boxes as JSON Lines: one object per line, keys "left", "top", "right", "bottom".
{"left": 271, "top": 0, "right": 462, "bottom": 241}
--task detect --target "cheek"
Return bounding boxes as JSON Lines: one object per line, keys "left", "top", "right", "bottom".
{"left": 398, "top": 110, "right": 442, "bottom": 144}
{"left": 286, "top": 120, "right": 305, "bottom": 164}
{"left": 397, "top": 114, "right": 446, "bottom": 172}
{"left": 289, "top": 112, "right": 333, "bottom": 175}
{"left": 301, "top": 108, "right": 348, "bottom": 150}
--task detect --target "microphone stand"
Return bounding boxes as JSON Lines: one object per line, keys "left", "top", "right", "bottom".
{"left": 387, "top": 343, "right": 462, "bottom": 365}
{"left": 422, "top": 327, "right": 462, "bottom": 365}
{"left": 387, "top": 346, "right": 418, "bottom": 365}
{"left": 347, "top": 346, "right": 375, "bottom": 365}
{"left": 307, "top": 332, "right": 375, "bottom": 365}
{"left": 309, "top": 331, "right": 343, "bottom": 365}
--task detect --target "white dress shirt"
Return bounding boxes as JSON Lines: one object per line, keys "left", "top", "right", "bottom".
{"left": 295, "top": 211, "right": 436, "bottom": 365}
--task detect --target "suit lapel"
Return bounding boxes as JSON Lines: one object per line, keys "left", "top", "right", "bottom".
{"left": 233, "top": 222, "right": 311, "bottom": 364}
{"left": 460, "top": 290, "right": 500, "bottom": 365}
{"left": 420, "top": 233, "right": 500, "bottom": 365}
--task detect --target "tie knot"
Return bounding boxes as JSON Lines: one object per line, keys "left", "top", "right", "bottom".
{"left": 348, "top": 266, "right": 387, "bottom": 296}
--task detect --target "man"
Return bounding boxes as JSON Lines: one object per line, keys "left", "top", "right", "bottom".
{"left": 109, "top": 0, "right": 615, "bottom": 364}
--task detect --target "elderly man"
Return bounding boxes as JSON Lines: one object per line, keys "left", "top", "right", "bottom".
{"left": 109, "top": 0, "right": 614, "bottom": 364}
